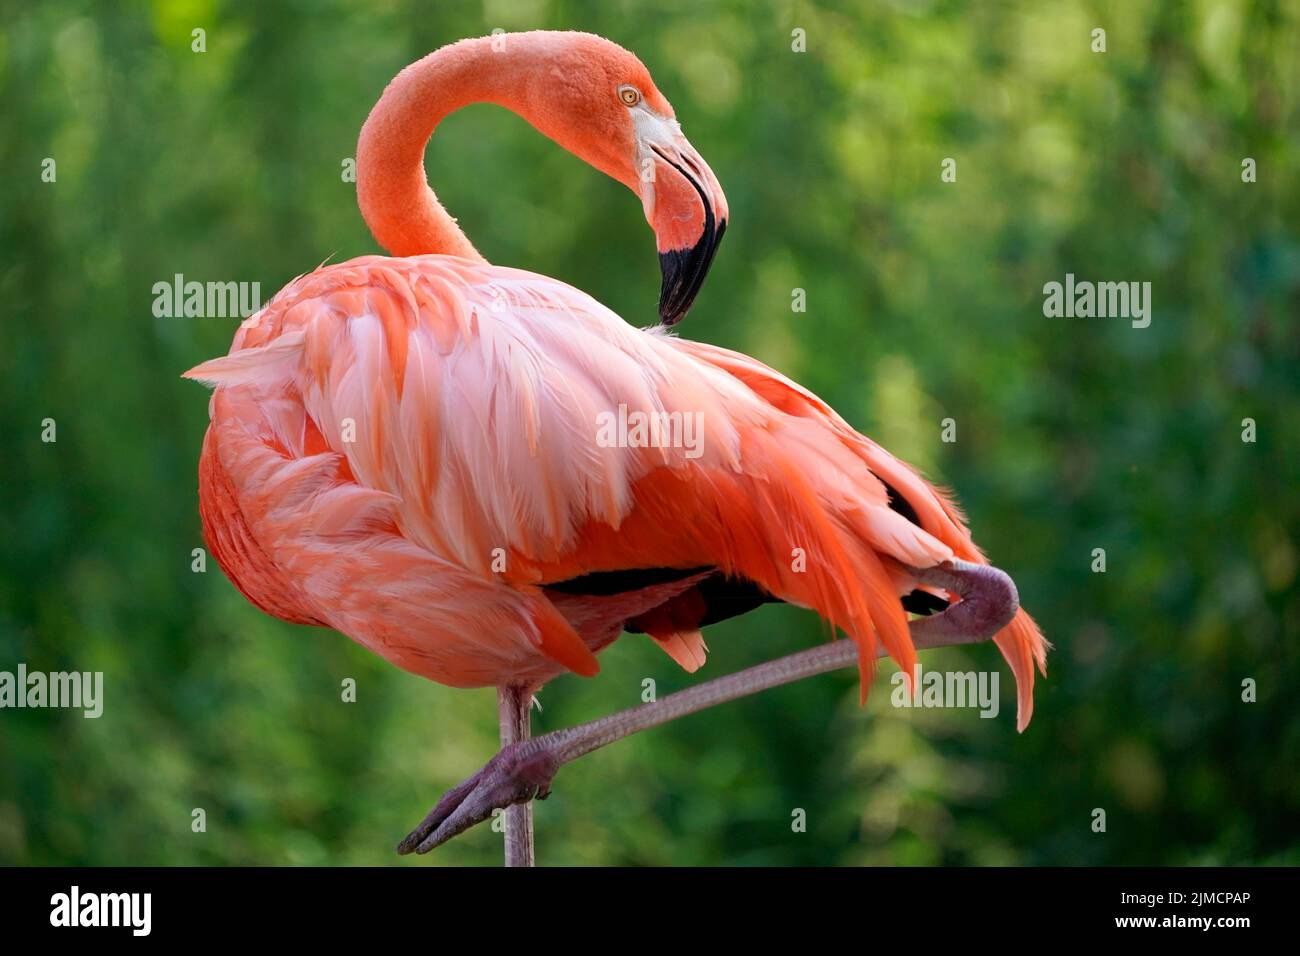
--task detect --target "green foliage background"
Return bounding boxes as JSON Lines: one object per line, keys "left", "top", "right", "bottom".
{"left": 2, "top": 0, "right": 1297, "bottom": 866}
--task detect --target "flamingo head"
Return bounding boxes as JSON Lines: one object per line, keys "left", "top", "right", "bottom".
{"left": 517, "top": 32, "right": 729, "bottom": 326}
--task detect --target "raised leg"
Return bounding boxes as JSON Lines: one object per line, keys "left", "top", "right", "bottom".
{"left": 398, "top": 559, "right": 1018, "bottom": 857}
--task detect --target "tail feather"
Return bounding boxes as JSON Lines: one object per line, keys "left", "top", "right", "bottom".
{"left": 528, "top": 591, "right": 601, "bottom": 677}
{"left": 667, "top": 339, "right": 1050, "bottom": 728}
{"left": 736, "top": 430, "right": 915, "bottom": 701}
{"left": 858, "top": 444, "right": 1050, "bottom": 729}
{"left": 635, "top": 589, "right": 711, "bottom": 672}
{"left": 646, "top": 624, "right": 709, "bottom": 672}
{"left": 994, "top": 608, "right": 1050, "bottom": 732}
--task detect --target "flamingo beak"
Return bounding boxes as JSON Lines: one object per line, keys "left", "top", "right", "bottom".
{"left": 643, "top": 135, "right": 728, "bottom": 326}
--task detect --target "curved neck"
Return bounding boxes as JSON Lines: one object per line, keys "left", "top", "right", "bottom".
{"left": 357, "top": 37, "right": 530, "bottom": 259}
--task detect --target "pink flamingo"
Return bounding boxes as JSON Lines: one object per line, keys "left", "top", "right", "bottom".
{"left": 185, "top": 30, "right": 1047, "bottom": 865}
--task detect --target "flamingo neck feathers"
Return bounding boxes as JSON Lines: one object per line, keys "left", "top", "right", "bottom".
{"left": 356, "top": 36, "right": 535, "bottom": 260}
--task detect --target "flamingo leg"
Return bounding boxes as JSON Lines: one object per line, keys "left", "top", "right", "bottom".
{"left": 397, "top": 559, "right": 1018, "bottom": 858}
{"left": 497, "top": 684, "right": 536, "bottom": 867}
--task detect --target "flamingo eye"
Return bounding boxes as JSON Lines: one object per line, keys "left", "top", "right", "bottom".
{"left": 619, "top": 86, "right": 641, "bottom": 107}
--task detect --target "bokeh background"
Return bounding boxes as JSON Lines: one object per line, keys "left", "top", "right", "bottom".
{"left": 2, "top": 0, "right": 1298, "bottom": 866}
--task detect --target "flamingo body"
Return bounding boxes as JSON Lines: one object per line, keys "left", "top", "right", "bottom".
{"left": 187, "top": 252, "right": 1046, "bottom": 724}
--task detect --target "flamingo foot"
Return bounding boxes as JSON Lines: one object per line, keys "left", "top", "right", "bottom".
{"left": 397, "top": 740, "right": 558, "bottom": 855}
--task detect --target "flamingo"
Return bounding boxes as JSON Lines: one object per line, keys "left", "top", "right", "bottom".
{"left": 185, "top": 30, "right": 1047, "bottom": 865}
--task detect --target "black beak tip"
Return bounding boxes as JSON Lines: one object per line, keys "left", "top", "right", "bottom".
{"left": 657, "top": 282, "right": 686, "bottom": 326}
{"left": 657, "top": 217, "right": 726, "bottom": 327}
